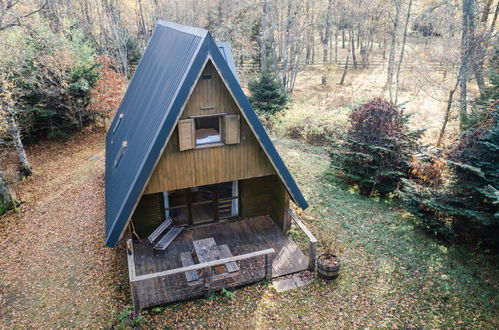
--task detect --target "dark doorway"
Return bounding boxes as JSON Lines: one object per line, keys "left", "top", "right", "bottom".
{"left": 164, "top": 181, "right": 238, "bottom": 226}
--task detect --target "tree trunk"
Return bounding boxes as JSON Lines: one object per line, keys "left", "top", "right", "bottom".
{"left": 334, "top": 31, "right": 338, "bottom": 64}
{"left": 394, "top": 0, "right": 413, "bottom": 104}
{"left": 0, "top": 170, "right": 14, "bottom": 213}
{"left": 459, "top": 0, "right": 473, "bottom": 125}
{"left": 5, "top": 107, "right": 32, "bottom": 177}
{"left": 282, "top": 0, "right": 294, "bottom": 90}
{"left": 387, "top": 1, "right": 400, "bottom": 102}
{"left": 437, "top": 78, "right": 460, "bottom": 147}
{"left": 321, "top": 0, "right": 333, "bottom": 86}
{"left": 340, "top": 52, "right": 350, "bottom": 85}
{"left": 350, "top": 30, "right": 357, "bottom": 69}
{"left": 490, "top": 0, "right": 499, "bottom": 32}
{"left": 342, "top": 29, "right": 346, "bottom": 48}
{"left": 305, "top": 0, "right": 313, "bottom": 65}
{"left": 260, "top": 0, "right": 270, "bottom": 73}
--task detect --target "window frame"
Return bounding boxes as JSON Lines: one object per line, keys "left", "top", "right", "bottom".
{"left": 191, "top": 113, "right": 226, "bottom": 148}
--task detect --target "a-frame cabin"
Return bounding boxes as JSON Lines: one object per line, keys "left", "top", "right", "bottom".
{"left": 105, "top": 21, "right": 316, "bottom": 309}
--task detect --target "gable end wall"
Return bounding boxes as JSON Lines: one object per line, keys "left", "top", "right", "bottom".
{"left": 144, "top": 61, "right": 275, "bottom": 194}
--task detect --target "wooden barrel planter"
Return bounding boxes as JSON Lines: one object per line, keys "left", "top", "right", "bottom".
{"left": 317, "top": 254, "right": 340, "bottom": 280}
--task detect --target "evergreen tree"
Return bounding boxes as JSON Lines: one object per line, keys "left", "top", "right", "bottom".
{"left": 401, "top": 109, "right": 499, "bottom": 245}
{"left": 248, "top": 72, "right": 288, "bottom": 115}
{"left": 330, "top": 98, "right": 423, "bottom": 196}
{"left": 401, "top": 50, "right": 499, "bottom": 246}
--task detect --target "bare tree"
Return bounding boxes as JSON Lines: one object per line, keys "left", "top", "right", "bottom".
{"left": 459, "top": 0, "right": 474, "bottom": 124}
{"left": 0, "top": 0, "right": 47, "bottom": 31}
{"left": 394, "top": 0, "right": 413, "bottom": 103}
{"left": 260, "top": 0, "right": 270, "bottom": 73}
{"left": 387, "top": 0, "right": 401, "bottom": 102}
{"left": 0, "top": 170, "right": 15, "bottom": 212}
{"left": 437, "top": 76, "right": 461, "bottom": 147}
{"left": 5, "top": 106, "right": 32, "bottom": 176}
{"left": 321, "top": 0, "right": 333, "bottom": 86}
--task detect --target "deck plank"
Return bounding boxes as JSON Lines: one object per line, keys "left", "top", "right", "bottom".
{"left": 130, "top": 216, "right": 310, "bottom": 308}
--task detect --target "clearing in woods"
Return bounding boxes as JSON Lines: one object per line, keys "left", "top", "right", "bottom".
{"left": 0, "top": 131, "right": 497, "bottom": 328}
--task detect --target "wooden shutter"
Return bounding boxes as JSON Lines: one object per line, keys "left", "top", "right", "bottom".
{"left": 224, "top": 115, "right": 240, "bottom": 144}
{"left": 178, "top": 119, "right": 195, "bottom": 151}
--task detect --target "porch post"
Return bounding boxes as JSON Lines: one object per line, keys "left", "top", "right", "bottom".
{"left": 205, "top": 266, "right": 212, "bottom": 296}
{"left": 265, "top": 254, "right": 273, "bottom": 280}
{"left": 309, "top": 240, "right": 317, "bottom": 271}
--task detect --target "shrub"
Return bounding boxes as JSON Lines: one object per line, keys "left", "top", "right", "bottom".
{"left": 248, "top": 72, "right": 288, "bottom": 116}
{"left": 401, "top": 109, "right": 499, "bottom": 245}
{"left": 275, "top": 104, "right": 350, "bottom": 146}
{"left": 329, "top": 98, "right": 423, "bottom": 196}
{"left": 88, "top": 55, "right": 127, "bottom": 127}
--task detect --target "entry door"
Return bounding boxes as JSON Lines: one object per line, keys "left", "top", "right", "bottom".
{"left": 163, "top": 181, "right": 239, "bottom": 226}
{"left": 190, "top": 185, "right": 216, "bottom": 225}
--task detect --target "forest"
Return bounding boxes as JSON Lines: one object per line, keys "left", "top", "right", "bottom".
{"left": 0, "top": 0, "right": 497, "bottom": 328}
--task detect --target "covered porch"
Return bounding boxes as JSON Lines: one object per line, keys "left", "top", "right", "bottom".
{"left": 126, "top": 213, "right": 316, "bottom": 309}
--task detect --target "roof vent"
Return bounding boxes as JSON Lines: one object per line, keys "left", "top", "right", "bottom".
{"left": 114, "top": 140, "right": 128, "bottom": 168}
{"left": 113, "top": 113, "right": 124, "bottom": 135}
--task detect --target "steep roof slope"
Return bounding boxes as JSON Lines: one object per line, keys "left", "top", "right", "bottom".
{"left": 105, "top": 21, "right": 307, "bottom": 247}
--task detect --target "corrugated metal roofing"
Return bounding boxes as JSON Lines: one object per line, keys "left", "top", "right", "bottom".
{"left": 105, "top": 21, "right": 308, "bottom": 247}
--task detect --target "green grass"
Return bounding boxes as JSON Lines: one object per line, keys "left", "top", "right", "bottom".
{"left": 142, "top": 138, "right": 498, "bottom": 328}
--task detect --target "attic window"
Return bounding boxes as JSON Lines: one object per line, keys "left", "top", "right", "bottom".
{"left": 202, "top": 73, "right": 212, "bottom": 80}
{"left": 195, "top": 116, "right": 221, "bottom": 145}
{"left": 113, "top": 113, "right": 124, "bottom": 134}
{"left": 114, "top": 141, "right": 128, "bottom": 168}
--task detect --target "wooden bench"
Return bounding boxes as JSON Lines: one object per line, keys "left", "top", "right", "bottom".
{"left": 179, "top": 252, "right": 199, "bottom": 282}
{"left": 148, "top": 217, "right": 172, "bottom": 244}
{"left": 218, "top": 244, "right": 240, "bottom": 273}
{"left": 154, "top": 226, "right": 183, "bottom": 250}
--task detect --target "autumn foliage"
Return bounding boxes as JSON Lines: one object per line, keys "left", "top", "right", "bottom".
{"left": 88, "top": 55, "right": 127, "bottom": 127}
{"left": 330, "top": 98, "right": 423, "bottom": 196}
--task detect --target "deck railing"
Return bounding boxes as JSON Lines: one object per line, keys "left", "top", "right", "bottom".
{"left": 126, "top": 239, "right": 275, "bottom": 310}
{"left": 287, "top": 208, "right": 318, "bottom": 271}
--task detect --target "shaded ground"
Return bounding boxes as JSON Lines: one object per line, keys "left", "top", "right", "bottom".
{"left": 0, "top": 130, "right": 127, "bottom": 328}
{"left": 0, "top": 131, "right": 497, "bottom": 328}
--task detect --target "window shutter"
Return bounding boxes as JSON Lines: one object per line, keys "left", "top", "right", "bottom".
{"left": 178, "top": 119, "right": 195, "bottom": 151}
{"left": 224, "top": 114, "right": 240, "bottom": 144}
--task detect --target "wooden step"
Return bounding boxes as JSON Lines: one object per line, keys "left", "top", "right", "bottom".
{"left": 180, "top": 252, "right": 199, "bottom": 282}
{"left": 218, "top": 244, "right": 240, "bottom": 272}
{"left": 148, "top": 217, "right": 173, "bottom": 244}
{"left": 154, "top": 226, "right": 183, "bottom": 250}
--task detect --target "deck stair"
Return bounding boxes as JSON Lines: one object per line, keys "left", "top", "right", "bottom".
{"left": 148, "top": 217, "right": 173, "bottom": 244}
{"left": 154, "top": 226, "right": 184, "bottom": 251}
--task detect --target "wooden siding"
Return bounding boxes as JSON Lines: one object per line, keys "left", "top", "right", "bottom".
{"left": 144, "top": 61, "right": 275, "bottom": 194}
{"left": 131, "top": 193, "right": 165, "bottom": 237}
{"left": 240, "top": 176, "right": 290, "bottom": 231}
{"left": 270, "top": 179, "right": 291, "bottom": 233}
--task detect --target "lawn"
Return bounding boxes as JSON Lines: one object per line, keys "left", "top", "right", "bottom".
{"left": 0, "top": 131, "right": 497, "bottom": 328}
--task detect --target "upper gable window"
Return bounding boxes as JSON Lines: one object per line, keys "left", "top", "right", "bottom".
{"left": 195, "top": 116, "right": 221, "bottom": 146}
{"left": 177, "top": 114, "right": 240, "bottom": 151}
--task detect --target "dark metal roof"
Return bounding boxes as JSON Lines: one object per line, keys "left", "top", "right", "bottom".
{"left": 105, "top": 21, "right": 308, "bottom": 247}
{"left": 216, "top": 42, "right": 239, "bottom": 83}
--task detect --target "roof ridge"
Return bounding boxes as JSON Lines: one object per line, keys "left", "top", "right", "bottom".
{"left": 156, "top": 20, "right": 208, "bottom": 38}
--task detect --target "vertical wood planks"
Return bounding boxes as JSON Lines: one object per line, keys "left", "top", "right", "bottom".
{"left": 144, "top": 60, "right": 275, "bottom": 194}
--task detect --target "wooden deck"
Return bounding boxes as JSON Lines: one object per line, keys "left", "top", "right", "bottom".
{"left": 128, "top": 216, "right": 309, "bottom": 308}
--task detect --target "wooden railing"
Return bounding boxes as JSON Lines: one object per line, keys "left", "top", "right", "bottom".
{"left": 287, "top": 209, "right": 318, "bottom": 271}
{"left": 126, "top": 239, "right": 275, "bottom": 309}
